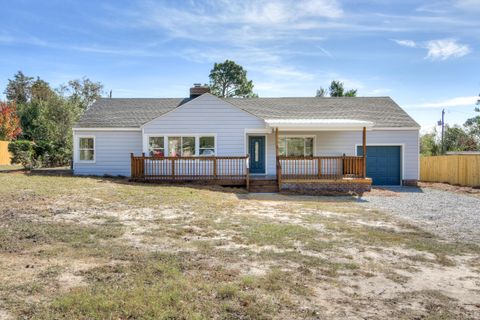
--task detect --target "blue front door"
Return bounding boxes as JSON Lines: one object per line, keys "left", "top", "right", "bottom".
{"left": 249, "top": 136, "right": 266, "bottom": 174}
{"left": 357, "top": 146, "right": 401, "bottom": 185}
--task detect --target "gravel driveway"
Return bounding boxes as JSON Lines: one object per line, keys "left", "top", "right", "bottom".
{"left": 360, "top": 187, "right": 480, "bottom": 244}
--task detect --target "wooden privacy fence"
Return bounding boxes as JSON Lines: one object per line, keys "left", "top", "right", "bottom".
{"left": 131, "top": 154, "right": 250, "bottom": 187}
{"left": 0, "top": 141, "right": 11, "bottom": 165}
{"left": 420, "top": 155, "right": 480, "bottom": 187}
{"left": 278, "top": 156, "right": 365, "bottom": 181}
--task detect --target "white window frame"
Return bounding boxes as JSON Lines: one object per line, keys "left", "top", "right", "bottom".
{"left": 198, "top": 136, "right": 216, "bottom": 156}
{"left": 143, "top": 134, "right": 217, "bottom": 157}
{"left": 279, "top": 135, "right": 315, "bottom": 157}
{"left": 76, "top": 135, "right": 96, "bottom": 163}
{"left": 148, "top": 136, "right": 165, "bottom": 156}
{"left": 167, "top": 136, "right": 196, "bottom": 157}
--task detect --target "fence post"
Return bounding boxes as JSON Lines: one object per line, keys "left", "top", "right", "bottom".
{"left": 245, "top": 155, "right": 250, "bottom": 192}
{"left": 317, "top": 157, "right": 321, "bottom": 178}
{"left": 171, "top": 158, "right": 175, "bottom": 180}
{"left": 141, "top": 153, "right": 145, "bottom": 179}
{"left": 130, "top": 153, "right": 134, "bottom": 179}
{"left": 213, "top": 158, "right": 217, "bottom": 179}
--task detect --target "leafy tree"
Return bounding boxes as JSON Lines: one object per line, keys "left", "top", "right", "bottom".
{"left": 316, "top": 87, "right": 327, "bottom": 97}
{"left": 444, "top": 124, "right": 478, "bottom": 152}
{"left": 316, "top": 80, "right": 357, "bottom": 97}
{"left": 58, "top": 78, "right": 104, "bottom": 111}
{"left": 8, "top": 140, "right": 35, "bottom": 169}
{"left": 3, "top": 71, "right": 104, "bottom": 167}
{"left": 0, "top": 101, "right": 22, "bottom": 140}
{"left": 464, "top": 92, "right": 480, "bottom": 141}
{"left": 421, "top": 125, "right": 479, "bottom": 156}
{"left": 31, "top": 78, "right": 55, "bottom": 101}
{"left": 209, "top": 60, "right": 257, "bottom": 98}
{"left": 4, "top": 71, "right": 34, "bottom": 104}
{"left": 420, "top": 131, "right": 440, "bottom": 156}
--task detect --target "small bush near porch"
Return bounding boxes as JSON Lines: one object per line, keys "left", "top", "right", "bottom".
{"left": 0, "top": 174, "right": 479, "bottom": 319}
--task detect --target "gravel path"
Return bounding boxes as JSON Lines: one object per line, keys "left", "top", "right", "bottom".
{"left": 360, "top": 187, "right": 480, "bottom": 244}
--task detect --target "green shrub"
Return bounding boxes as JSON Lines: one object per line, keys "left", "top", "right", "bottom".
{"left": 8, "top": 140, "right": 71, "bottom": 169}
{"left": 8, "top": 140, "right": 35, "bottom": 169}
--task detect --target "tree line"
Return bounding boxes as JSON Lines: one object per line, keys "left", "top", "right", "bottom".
{"left": 1, "top": 71, "right": 103, "bottom": 168}
{"left": 420, "top": 97, "right": 480, "bottom": 155}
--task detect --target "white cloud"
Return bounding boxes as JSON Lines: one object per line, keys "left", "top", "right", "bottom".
{"left": 393, "top": 39, "right": 417, "bottom": 48}
{"left": 425, "top": 39, "right": 471, "bottom": 60}
{"left": 258, "top": 66, "right": 315, "bottom": 81}
{"left": 407, "top": 96, "right": 479, "bottom": 108}
{"left": 393, "top": 38, "right": 471, "bottom": 60}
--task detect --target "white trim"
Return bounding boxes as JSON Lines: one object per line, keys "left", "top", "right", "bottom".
{"left": 278, "top": 134, "right": 316, "bottom": 157}
{"left": 75, "top": 135, "right": 96, "bottom": 164}
{"left": 73, "top": 127, "right": 141, "bottom": 132}
{"left": 372, "top": 127, "right": 420, "bottom": 131}
{"left": 246, "top": 134, "right": 268, "bottom": 175}
{"left": 269, "top": 126, "right": 372, "bottom": 131}
{"left": 354, "top": 143, "right": 405, "bottom": 186}
{"left": 265, "top": 119, "right": 374, "bottom": 131}
{"left": 244, "top": 128, "right": 272, "bottom": 134}
{"left": 73, "top": 126, "right": 420, "bottom": 132}
{"left": 143, "top": 133, "right": 217, "bottom": 156}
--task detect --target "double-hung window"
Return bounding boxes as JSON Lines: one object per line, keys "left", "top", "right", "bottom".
{"left": 168, "top": 136, "right": 196, "bottom": 156}
{"left": 278, "top": 137, "right": 314, "bottom": 157}
{"left": 199, "top": 136, "right": 215, "bottom": 156}
{"left": 78, "top": 137, "right": 95, "bottom": 162}
{"left": 148, "top": 137, "right": 165, "bottom": 157}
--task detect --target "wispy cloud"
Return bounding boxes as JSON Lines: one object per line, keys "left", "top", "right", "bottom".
{"left": 425, "top": 39, "right": 471, "bottom": 60}
{"left": 393, "top": 39, "right": 417, "bottom": 48}
{"left": 406, "top": 96, "right": 479, "bottom": 108}
{"left": 393, "top": 38, "right": 471, "bottom": 60}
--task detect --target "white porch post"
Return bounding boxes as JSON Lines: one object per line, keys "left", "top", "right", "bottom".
{"left": 362, "top": 126, "right": 367, "bottom": 178}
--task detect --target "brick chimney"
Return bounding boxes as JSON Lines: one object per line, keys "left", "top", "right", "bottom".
{"left": 189, "top": 83, "right": 210, "bottom": 99}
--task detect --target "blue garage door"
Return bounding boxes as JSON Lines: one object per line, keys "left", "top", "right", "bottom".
{"left": 357, "top": 146, "right": 401, "bottom": 185}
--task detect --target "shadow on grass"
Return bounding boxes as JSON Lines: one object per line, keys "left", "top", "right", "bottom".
{"left": 6, "top": 170, "right": 368, "bottom": 201}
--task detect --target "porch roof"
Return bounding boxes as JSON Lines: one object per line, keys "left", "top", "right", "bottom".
{"left": 264, "top": 119, "right": 374, "bottom": 131}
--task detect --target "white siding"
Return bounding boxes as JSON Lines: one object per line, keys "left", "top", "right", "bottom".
{"left": 266, "top": 130, "right": 419, "bottom": 180}
{"left": 142, "top": 94, "right": 266, "bottom": 156}
{"left": 73, "top": 131, "right": 142, "bottom": 176}
{"left": 72, "top": 93, "right": 419, "bottom": 181}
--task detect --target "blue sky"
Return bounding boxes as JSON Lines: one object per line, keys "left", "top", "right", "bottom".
{"left": 1, "top": 0, "right": 479, "bottom": 131}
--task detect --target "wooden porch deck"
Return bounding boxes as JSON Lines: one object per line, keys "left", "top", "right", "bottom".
{"left": 130, "top": 127, "right": 369, "bottom": 193}
{"left": 130, "top": 154, "right": 368, "bottom": 192}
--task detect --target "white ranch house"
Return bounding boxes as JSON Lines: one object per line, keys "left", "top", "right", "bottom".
{"left": 73, "top": 85, "right": 420, "bottom": 193}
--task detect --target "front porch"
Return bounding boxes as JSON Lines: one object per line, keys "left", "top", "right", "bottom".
{"left": 130, "top": 127, "right": 371, "bottom": 194}
{"left": 130, "top": 117, "right": 374, "bottom": 193}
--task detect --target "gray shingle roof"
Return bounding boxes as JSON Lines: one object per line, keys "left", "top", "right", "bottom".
{"left": 74, "top": 98, "right": 189, "bottom": 128}
{"left": 75, "top": 95, "right": 419, "bottom": 128}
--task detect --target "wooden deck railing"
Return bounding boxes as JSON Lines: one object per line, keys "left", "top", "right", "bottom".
{"left": 278, "top": 156, "right": 365, "bottom": 181}
{"left": 131, "top": 154, "right": 250, "bottom": 187}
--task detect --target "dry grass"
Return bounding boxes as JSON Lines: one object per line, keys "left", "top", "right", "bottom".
{"left": 0, "top": 173, "right": 479, "bottom": 319}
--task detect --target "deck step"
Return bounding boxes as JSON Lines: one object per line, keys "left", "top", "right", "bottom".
{"left": 249, "top": 185, "right": 279, "bottom": 193}
{"left": 249, "top": 179, "right": 278, "bottom": 186}
{"left": 248, "top": 179, "right": 278, "bottom": 192}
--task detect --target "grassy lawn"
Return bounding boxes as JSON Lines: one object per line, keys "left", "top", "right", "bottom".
{"left": 0, "top": 164, "right": 22, "bottom": 171}
{"left": 0, "top": 173, "right": 479, "bottom": 319}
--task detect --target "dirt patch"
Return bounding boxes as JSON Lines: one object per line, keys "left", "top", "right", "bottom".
{"left": 1, "top": 174, "right": 479, "bottom": 319}
{"left": 419, "top": 181, "right": 480, "bottom": 198}
{"left": 364, "top": 187, "right": 400, "bottom": 197}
